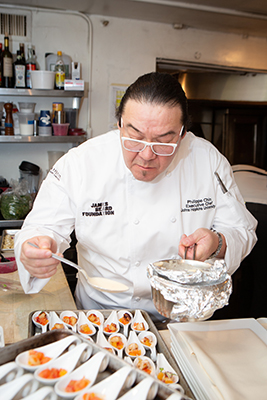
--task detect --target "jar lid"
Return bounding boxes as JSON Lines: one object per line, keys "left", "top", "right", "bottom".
{"left": 19, "top": 161, "right": 40, "bottom": 175}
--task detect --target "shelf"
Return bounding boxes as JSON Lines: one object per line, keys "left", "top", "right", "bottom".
{"left": 0, "top": 88, "right": 84, "bottom": 98}
{"left": 0, "top": 135, "right": 87, "bottom": 144}
{"left": 0, "top": 219, "right": 23, "bottom": 229}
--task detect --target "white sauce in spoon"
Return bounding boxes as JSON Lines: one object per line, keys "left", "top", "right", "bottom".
{"left": 88, "top": 277, "right": 129, "bottom": 292}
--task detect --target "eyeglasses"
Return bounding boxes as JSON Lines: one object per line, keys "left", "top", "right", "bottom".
{"left": 120, "top": 124, "right": 184, "bottom": 156}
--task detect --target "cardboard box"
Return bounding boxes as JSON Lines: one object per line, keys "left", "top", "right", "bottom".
{"left": 64, "top": 79, "right": 84, "bottom": 91}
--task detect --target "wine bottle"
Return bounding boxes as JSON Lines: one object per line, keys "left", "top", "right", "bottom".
{"left": 19, "top": 43, "right": 25, "bottom": 63}
{"left": 0, "top": 43, "right": 3, "bottom": 87}
{"left": 1, "top": 34, "right": 13, "bottom": 88}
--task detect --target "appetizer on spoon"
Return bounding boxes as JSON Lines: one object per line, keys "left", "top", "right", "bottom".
{"left": 117, "top": 310, "right": 133, "bottom": 337}
{"left": 32, "top": 311, "right": 49, "bottom": 333}
{"left": 55, "top": 351, "right": 109, "bottom": 399}
{"left": 16, "top": 335, "right": 81, "bottom": 372}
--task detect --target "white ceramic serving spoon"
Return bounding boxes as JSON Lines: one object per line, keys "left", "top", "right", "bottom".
{"left": 22, "top": 386, "right": 58, "bottom": 400}
{"left": 156, "top": 353, "right": 184, "bottom": 392}
{"left": 73, "top": 365, "right": 136, "bottom": 400}
{"left": 55, "top": 351, "right": 109, "bottom": 398}
{"left": 60, "top": 311, "right": 78, "bottom": 332}
{"left": 77, "top": 311, "right": 96, "bottom": 338}
{"left": 108, "top": 332, "right": 127, "bottom": 358}
{"left": 103, "top": 310, "right": 120, "bottom": 335}
{"left": 131, "top": 310, "right": 149, "bottom": 333}
{"left": 0, "top": 373, "right": 39, "bottom": 400}
{"left": 0, "top": 361, "right": 24, "bottom": 384}
{"left": 34, "top": 342, "right": 91, "bottom": 385}
{"left": 32, "top": 310, "right": 49, "bottom": 333}
{"left": 49, "top": 311, "right": 68, "bottom": 331}
{"left": 16, "top": 335, "right": 81, "bottom": 372}
{"left": 119, "top": 377, "right": 158, "bottom": 400}
{"left": 96, "top": 330, "right": 116, "bottom": 354}
{"left": 117, "top": 310, "right": 133, "bottom": 337}
{"left": 138, "top": 331, "right": 157, "bottom": 362}
{"left": 86, "top": 309, "right": 104, "bottom": 331}
{"left": 28, "top": 242, "right": 129, "bottom": 293}
{"left": 125, "top": 330, "right": 146, "bottom": 359}
{"left": 133, "top": 356, "right": 156, "bottom": 377}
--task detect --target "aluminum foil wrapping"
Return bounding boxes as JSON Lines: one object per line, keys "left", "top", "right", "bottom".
{"left": 151, "top": 258, "right": 227, "bottom": 284}
{"left": 147, "top": 261, "right": 232, "bottom": 322}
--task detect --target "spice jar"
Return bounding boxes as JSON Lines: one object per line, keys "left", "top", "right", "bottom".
{"left": 4, "top": 102, "right": 14, "bottom": 135}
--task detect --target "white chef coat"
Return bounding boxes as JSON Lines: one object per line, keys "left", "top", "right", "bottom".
{"left": 14, "top": 130, "right": 257, "bottom": 320}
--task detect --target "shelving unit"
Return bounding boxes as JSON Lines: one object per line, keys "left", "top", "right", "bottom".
{"left": 0, "top": 88, "right": 85, "bottom": 110}
{"left": 0, "top": 135, "right": 86, "bottom": 144}
{"left": 0, "top": 88, "right": 87, "bottom": 229}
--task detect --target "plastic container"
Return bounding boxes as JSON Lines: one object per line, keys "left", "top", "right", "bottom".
{"left": 45, "top": 53, "right": 71, "bottom": 79}
{"left": 18, "top": 102, "right": 36, "bottom": 113}
{"left": 17, "top": 112, "right": 35, "bottom": 136}
{"left": 19, "top": 161, "right": 40, "bottom": 197}
{"left": 38, "top": 126, "right": 52, "bottom": 136}
{"left": 52, "top": 123, "right": 69, "bottom": 136}
{"left": 0, "top": 257, "right": 17, "bottom": 274}
{"left": 30, "top": 70, "right": 55, "bottom": 89}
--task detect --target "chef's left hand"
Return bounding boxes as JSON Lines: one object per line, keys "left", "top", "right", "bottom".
{"left": 178, "top": 228, "right": 226, "bottom": 261}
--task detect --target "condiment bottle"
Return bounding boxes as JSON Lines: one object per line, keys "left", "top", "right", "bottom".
{"left": 55, "top": 51, "right": 65, "bottom": 90}
{"left": 4, "top": 102, "right": 14, "bottom": 135}
{"left": 13, "top": 50, "right": 26, "bottom": 88}
{"left": 1, "top": 34, "right": 13, "bottom": 88}
{"left": 19, "top": 43, "right": 25, "bottom": 63}
{"left": 26, "top": 44, "right": 36, "bottom": 88}
{"left": 0, "top": 43, "right": 3, "bottom": 87}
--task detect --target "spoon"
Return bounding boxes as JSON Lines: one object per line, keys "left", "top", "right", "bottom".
{"left": 108, "top": 332, "right": 127, "bottom": 358}
{"left": 0, "top": 373, "right": 39, "bottom": 400}
{"left": 138, "top": 331, "right": 157, "bottom": 362}
{"left": 119, "top": 377, "right": 158, "bottom": 400}
{"left": 34, "top": 342, "right": 91, "bottom": 385}
{"left": 27, "top": 242, "right": 129, "bottom": 293}
{"left": 117, "top": 310, "right": 133, "bottom": 337}
{"left": 16, "top": 335, "right": 81, "bottom": 372}
{"left": 74, "top": 365, "right": 136, "bottom": 400}
{"left": 32, "top": 310, "right": 49, "bottom": 333}
{"left": 55, "top": 351, "right": 109, "bottom": 399}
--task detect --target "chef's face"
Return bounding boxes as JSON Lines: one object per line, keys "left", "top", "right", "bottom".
{"left": 118, "top": 99, "right": 185, "bottom": 182}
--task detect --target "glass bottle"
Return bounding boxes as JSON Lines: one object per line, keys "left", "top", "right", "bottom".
{"left": 26, "top": 44, "right": 36, "bottom": 88}
{"left": 0, "top": 43, "right": 3, "bottom": 87}
{"left": 55, "top": 51, "right": 65, "bottom": 90}
{"left": 1, "top": 34, "right": 13, "bottom": 88}
{"left": 13, "top": 50, "right": 26, "bottom": 88}
{"left": 19, "top": 43, "right": 25, "bottom": 63}
{"left": 4, "top": 102, "right": 14, "bottom": 135}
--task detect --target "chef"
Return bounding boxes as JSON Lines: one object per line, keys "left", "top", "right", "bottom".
{"left": 14, "top": 72, "right": 257, "bottom": 321}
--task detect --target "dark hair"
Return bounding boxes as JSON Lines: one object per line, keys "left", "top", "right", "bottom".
{"left": 116, "top": 72, "right": 189, "bottom": 128}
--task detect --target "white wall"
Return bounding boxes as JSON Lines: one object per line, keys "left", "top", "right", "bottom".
{"left": 1, "top": 6, "right": 267, "bottom": 183}
{"left": 89, "top": 15, "right": 267, "bottom": 136}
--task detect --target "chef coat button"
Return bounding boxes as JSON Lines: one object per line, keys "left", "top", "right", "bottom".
{"left": 171, "top": 217, "right": 176, "bottom": 223}
{"left": 166, "top": 171, "right": 171, "bottom": 177}
{"left": 135, "top": 297, "right": 141, "bottom": 302}
{"left": 135, "top": 261, "right": 140, "bottom": 267}
{"left": 134, "top": 219, "right": 140, "bottom": 225}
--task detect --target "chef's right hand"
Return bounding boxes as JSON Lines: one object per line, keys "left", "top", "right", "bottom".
{"left": 20, "top": 236, "right": 60, "bottom": 279}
